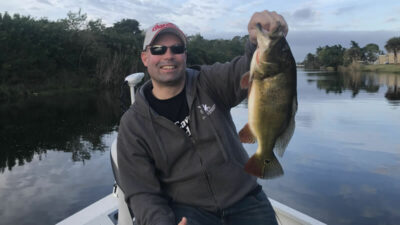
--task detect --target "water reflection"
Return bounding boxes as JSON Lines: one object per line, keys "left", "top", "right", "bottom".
{"left": 0, "top": 90, "right": 121, "bottom": 173}
{"left": 1, "top": 70, "right": 399, "bottom": 225}
{"left": 304, "top": 70, "right": 400, "bottom": 102}
{"left": 384, "top": 75, "right": 400, "bottom": 101}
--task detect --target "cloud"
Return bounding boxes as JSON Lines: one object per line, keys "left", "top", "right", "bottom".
{"left": 361, "top": 185, "right": 377, "bottom": 194}
{"left": 82, "top": 0, "right": 172, "bottom": 27}
{"left": 0, "top": 149, "right": 115, "bottom": 225}
{"left": 231, "top": 0, "right": 264, "bottom": 14}
{"left": 163, "top": 0, "right": 233, "bottom": 35}
{"left": 282, "top": 5, "right": 321, "bottom": 30}
{"left": 293, "top": 7, "right": 317, "bottom": 21}
{"left": 36, "top": 0, "right": 53, "bottom": 6}
{"left": 339, "top": 184, "right": 353, "bottom": 196}
{"left": 385, "top": 17, "right": 398, "bottom": 23}
{"left": 334, "top": 5, "right": 357, "bottom": 15}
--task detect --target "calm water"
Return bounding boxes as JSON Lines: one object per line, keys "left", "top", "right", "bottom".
{"left": 0, "top": 69, "right": 399, "bottom": 225}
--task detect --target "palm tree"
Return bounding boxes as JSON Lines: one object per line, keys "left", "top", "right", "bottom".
{"left": 385, "top": 37, "right": 400, "bottom": 64}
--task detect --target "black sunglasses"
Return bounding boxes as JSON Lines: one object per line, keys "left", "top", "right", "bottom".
{"left": 149, "top": 45, "right": 186, "bottom": 55}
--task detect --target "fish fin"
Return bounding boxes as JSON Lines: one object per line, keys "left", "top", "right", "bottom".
{"left": 239, "top": 123, "right": 256, "bottom": 143}
{"left": 274, "top": 97, "right": 298, "bottom": 157}
{"left": 244, "top": 153, "right": 283, "bottom": 179}
{"left": 240, "top": 72, "right": 250, "bottom": 89}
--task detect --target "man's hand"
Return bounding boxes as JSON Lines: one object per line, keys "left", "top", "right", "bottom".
{"left": 178, "top": 217, "right": 187, "bottom": 225}
{"left": 248, "top": 10, "right": 288, "bottom": 45}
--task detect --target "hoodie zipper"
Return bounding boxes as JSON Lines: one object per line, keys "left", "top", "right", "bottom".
{"left": 187, "top": 87, "right": 222, "bottom": 212}
{"left": 155, "top": 111, "right": 221, "bottom": 211}
{"left": 189, "top": 135, "right": 221, "bottom": 211}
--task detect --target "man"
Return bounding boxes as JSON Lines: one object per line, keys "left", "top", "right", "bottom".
{"left": 117, "top": 10, "right": 288, "bottom": 225}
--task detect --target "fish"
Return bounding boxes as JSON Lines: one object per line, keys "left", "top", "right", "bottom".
{"left": 239, "top": 23, "right": 297, "bottom": 179}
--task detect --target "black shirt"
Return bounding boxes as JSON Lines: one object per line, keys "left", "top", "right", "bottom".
{"left": 145, "top": 87, "right": 191, "bottom": 136}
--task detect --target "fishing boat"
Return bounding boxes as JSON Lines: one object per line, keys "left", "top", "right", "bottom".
{"left": 57, "top": 139, "right": 326, "bottom": 225}
{"left": 57, "top": 73, "right": 326, "bottom": 225}
{"left": 57, "top": 187, "right": 326, "bottom": 225}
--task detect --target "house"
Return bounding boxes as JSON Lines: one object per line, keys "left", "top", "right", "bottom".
{"left": 378, "top": 53, "right": 400, "bottom": 64}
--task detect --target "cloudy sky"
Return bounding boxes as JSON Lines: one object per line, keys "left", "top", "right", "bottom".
{"left": 1, "top": 0, "right": 399, "bottom": 61}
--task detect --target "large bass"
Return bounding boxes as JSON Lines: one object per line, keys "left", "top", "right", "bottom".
{"left": 239, "top": 23, "right": 297, "bottom": 179}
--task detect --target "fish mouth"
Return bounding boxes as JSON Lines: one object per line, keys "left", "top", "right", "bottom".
{"left": 256, "top": 22, "right": 284, "bottom": 38}
{"left": 256, "top": 23, "right": 263, "bottom": 31}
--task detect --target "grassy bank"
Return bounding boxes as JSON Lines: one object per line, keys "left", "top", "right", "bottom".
{"left": 360, "top": 64, "right": 400, "bottom": 74}
{"left": 339, "top": 63, "right": 400, "bottom": 74}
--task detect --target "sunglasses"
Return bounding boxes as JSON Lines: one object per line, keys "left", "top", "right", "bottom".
{"left": 148, "top": 45, "right": 186, "bottom": 55}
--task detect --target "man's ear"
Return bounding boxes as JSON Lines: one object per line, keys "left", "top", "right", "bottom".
{"left": 141, "top": 51, "right": 148, "bottom": 67}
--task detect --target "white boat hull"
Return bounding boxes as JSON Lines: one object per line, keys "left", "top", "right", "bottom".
{"left": 56, "top": 192, "right": 326, "bottom": 225}
{"left": 58, "top": 139, "right": 326, "bottom": 225}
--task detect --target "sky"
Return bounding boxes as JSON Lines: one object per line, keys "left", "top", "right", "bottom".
{"left": 1, "top": 0, "right": 400, "bottom": 62}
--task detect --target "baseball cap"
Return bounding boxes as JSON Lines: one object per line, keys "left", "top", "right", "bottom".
{"left": 143, "top": 22, "right": 187, "bottom": 51}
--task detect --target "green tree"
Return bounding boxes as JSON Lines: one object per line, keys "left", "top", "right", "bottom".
{"left": 0, "top": 10, "right": 147, "bottom": 101}
{"left": 385, "top": 37, "right": 400, "bottom": 64}
{"left": 316, "top": 45, "right": 346, "bottom": 69}
{"left": 363, "top": 43, "right": 380, "bottom": 63}
{"left": 343, "top": 40, "right": 363, "bottom": 65}
{"left": 94, "top": 18, "right": 144, "bottom": 87}
{"left": 113, "top": 19, "right": 140, "bottom": 34}
{"left": 0, "top": 10, "right": 253, "bottom": 101}
{"left": 303, "top": 53, "right": 320, "bottom": 69}
{"left": 187, "top": 34, "right": 211, "bottom": 65}
{"left": 87, "top": 19, "right": 105, "bottom": 32}
{"left": 186, "top": 34, "right": 247, "bottom": 66}
{"left": 61, "top": 9, "right": 87, "bottom": 30}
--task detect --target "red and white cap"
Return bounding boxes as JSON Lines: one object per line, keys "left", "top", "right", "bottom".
{"left": 143, "top": 22, "right": 187, "bottom": 50}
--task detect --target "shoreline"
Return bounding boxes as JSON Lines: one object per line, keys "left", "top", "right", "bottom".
{"left": 360, "top": 64, "right": 400, "bottom": 73}
{"left": 339, "top": 63, "right": 400, "bottom": 74}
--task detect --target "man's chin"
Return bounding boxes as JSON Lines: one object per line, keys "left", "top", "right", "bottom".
{"left": 155, "top": 74, "right": 186, "bottom": 87}
{"left": 162, "top": 78, "right": 185, "bottom": 87}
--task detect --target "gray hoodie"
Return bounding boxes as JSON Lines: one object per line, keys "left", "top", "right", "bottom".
{"left": 117, "top": 41, "right": 258, "bottom": 225}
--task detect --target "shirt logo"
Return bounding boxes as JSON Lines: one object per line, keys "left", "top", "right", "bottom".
{"left": 175, "top": 116, "right": 191, "bottom": 136}
{"left": 197, "top": 104, "right": 216, "bottom": 120}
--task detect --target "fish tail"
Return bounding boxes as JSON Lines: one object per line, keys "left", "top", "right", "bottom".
{"left": 244, "top": 153, "right": 283, "bottom": 179}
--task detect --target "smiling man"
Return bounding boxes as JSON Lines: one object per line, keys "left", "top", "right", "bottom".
{"left": 141, "top": 23, "right": 188, "bottom": 99}
{"left": 117, "top": 10, "right": 288, "bottom": 225}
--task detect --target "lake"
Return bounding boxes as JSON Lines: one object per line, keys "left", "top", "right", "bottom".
{"left": 0, "top": 69, "right": 399, "bottom": 225}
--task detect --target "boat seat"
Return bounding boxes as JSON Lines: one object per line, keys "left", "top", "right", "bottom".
{"left": 110, "top": 138, "right": 136, "bottom": 225}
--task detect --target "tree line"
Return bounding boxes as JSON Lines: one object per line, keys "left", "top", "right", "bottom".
{"left": 0, "top": 10, "right": 247, "bottom": 102}
{"left": 303, "top": 37, "right": 400, "bottom": 69}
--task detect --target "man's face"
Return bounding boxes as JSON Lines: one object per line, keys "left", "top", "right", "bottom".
{"left": 141, "top": 33, "right": 187, "bottom": 87}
